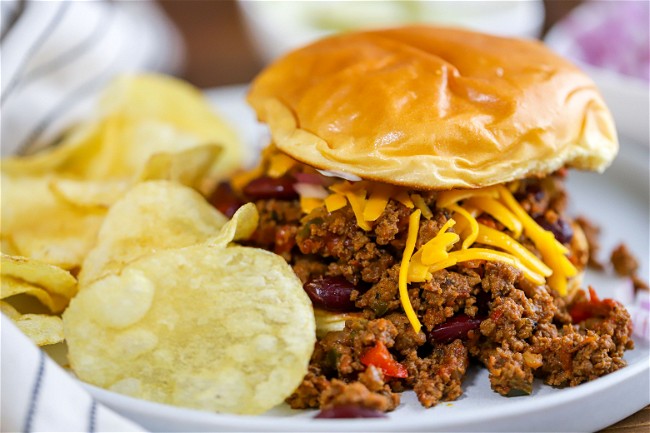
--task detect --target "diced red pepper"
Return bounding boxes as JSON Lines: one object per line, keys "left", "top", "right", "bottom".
{"left": 569, "top": 286, "right": 618, "bottom": 323}
{"left": 360, "top": 341, "right": 408, "bottom": 378}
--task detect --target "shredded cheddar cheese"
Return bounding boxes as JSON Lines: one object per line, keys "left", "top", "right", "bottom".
{"left": 267, "top": 153, "right": 296, "bottom": 178}
{"left": 394, "top": 190, "right": 414, "bottom": 209}
{"left": 411, "top": 194, "right": 433, "bottom": 219}
{"left": 475, "top": 224, "right": 552, "bottom": 277}
{"left": 420, "top": 219, "right": 458, "bottom": 265}
{"left": 345, "top": 188, "right": 372, "bottom": 231}
{"left": 300, "top": 197, "right": 324, "bottom": 214}
{"left": 495, "top": 185, "right": 577, "bottom": 295}
{"left": 445, "top": 248, "right": 546, "bottom": 286}
{"left": 437, "top": 186, "right": 499, "bottom": 208}
{"left": 364, "top": 184, "right": 393, "bottom": 221}
{"left": 464, "top": 196, "right": 523, "bottom": 237}
{"left": 325, "top": 193, "right": 347, "bottom": 212}
{"left": 231, "top": 165, "right": 264, "bottom": 192}
{"left": 447, "top": 204, "right": 479, "bottom": 249}
{"left": 399, "top": 210, "right": 423, "bottom": 334}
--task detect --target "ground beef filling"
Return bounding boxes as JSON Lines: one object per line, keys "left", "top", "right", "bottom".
{"left": 242, "top": 174, "right": 634, "bottom": 411}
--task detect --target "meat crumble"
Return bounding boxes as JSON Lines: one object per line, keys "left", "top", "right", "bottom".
{"left": 227, "top": 170, "right": 634, "bottom": 412}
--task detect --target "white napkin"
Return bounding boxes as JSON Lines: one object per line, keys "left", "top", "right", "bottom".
{"left": 0, "top": 0, "right": 183, "bottom": 156}
{"left": 1, "top": 316, "right": 146, "bottom": 432}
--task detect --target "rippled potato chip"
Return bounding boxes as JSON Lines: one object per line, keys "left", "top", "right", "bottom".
{"left": 64, "top": 244, "right": 316, "bottom": 415}
{"left": 2, "top": 301, "right": 65, "bottom": 346}
{"left": 0, "top": 173, "right": 105, "bottom": 269}
{"left": 138, "top": 144, "right": 223, "bottom": 192}
{"left": 98, "top": 74, "right": 241, "bottom": 185}
{"left": 2, "top": 74, "right": 241, "bottom": 185}
{"left": 208, "top": 202, "right": 259, "bottom": 248}
{"left": 1, "top": 275, "right": 69, "bottom": 313}
{"left": 49, "top": 178, "right": 130, "bottom": 210}
{"left": 1, "top": 253, "right": 77, "bottom": 299}
{"left": 78, "top": 181, "right": 228, "bottom": 287}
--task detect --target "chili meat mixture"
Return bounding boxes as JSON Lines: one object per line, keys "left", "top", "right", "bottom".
{"left": 212, "top": 166, "right": 634, "bottom": 412}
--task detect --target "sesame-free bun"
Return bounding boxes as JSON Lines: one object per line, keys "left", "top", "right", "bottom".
{"left": 247, "top": 26, "right": 618, "bottom": 189}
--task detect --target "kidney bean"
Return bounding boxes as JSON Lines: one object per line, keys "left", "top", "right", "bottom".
{"left": 208, "top": 182, "right": 243, "bottom": 218}
{"left": 428, "top": 314, "right": 483, "bottom": 344}
{"left": 534, "top": 215, "right": 573, "bottom": 244}
{"left": 303, "top": 276, "right": 357, "bottom": 312}
{"left": 243, "top": 175, "right": 297, "bottom": 200}
{"left": 514, "top": 183, "right": 544, "bottom": 202}
{"left": 315, "top": 405, "right": 387, "bottom": 419}
{"left": 293, "top": 171, "right": 327, "bottom": 185}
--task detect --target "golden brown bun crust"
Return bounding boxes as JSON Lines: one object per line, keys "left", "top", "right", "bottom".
{"left": 247, "top": 26, "right": 618, "bottom": 189}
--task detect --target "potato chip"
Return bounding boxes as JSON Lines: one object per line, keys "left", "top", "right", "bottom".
{"left": 0, "top": 120, "right": 101, "bottom": 176}
{"left": 98, "top": 73, "right": 241, "bottom": 182}
{"left": 0, "top": 173, "right": 105, "bottom": 269}
{"left": 49, "top": 178, "right": 130, "bottom": 210}
{"left": 77, "top": 181, "right": 228, "bottom": 287}
{"left": 138, "top": 143, "right": 222, "bottom": 193}
{"left": 2, "top": 300, "right": 65, "bottom": 346}
{"left": 1, "top": 276, "right": 69, "bottom": 313}
{"left": 207, "top": 202, "right": 259, "bottom": 248}
{"left": 18, "top": 315, "right": 65, "bottom": 346}
{"left": 2, "top": 74, "right": 241, "bottom": 183}
{"left": 1, "top": 236, "right": 19, "bottom": 256}
{"left": 1, "top": 300, "right": 21, "bottom": 319}
{"left": 64, "top": 244, "right": 316, "bottom": 415}
{"left": 1, "top": 253, "right": 77, "bottom": 299}
{"left": 71, "top": 114, "right": 225, "bottom": 182}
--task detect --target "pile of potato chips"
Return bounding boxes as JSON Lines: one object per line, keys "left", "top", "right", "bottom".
{"left": 1, "top": 74, "right": 316, "bottom": 415}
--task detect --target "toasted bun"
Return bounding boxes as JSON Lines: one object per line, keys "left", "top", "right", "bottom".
{"left": 248, "top": 26, "right": 618, "bottom": 190}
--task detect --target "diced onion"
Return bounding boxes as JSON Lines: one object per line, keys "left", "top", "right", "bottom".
{"left": 294, "top": 183, "right": 329, "bottom": 199}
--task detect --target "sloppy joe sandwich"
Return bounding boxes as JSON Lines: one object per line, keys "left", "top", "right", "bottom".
{"left": 213, "top": 26, "right": 633, "bottom": 412}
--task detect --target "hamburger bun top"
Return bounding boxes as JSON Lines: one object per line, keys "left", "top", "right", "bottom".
{"left": 247, "top": 26, "right": 618, "bottom": 190}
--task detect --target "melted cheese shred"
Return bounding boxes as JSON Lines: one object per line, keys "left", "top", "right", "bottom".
{"left": 464, "top": 197, "right": 523, "bottom": 237}
{"left": 267, "top": 153, "right": 296, "bottom": 177}
{"left": 421, "top": 219, "right": 459, "bottom": 264}
{"left": 445, "top": 249, "right": 546, "bottom": 286}
{"left": 411, "top": 194, "right": 433, "bottom": 219}
{"left": 447, "top": 204, "right": 479, "bottom": 249}
{"left": 437, "top": 186, "right": 499, "bottom": 208}
{"left": 399, "top": 209, "right": 423, "bottom": 334}
{"left": 495, "top": 185, "right": 577, "bottom": 295}
{"left": 476, "top": 224, "right": 552, "bottom": 277}
{"left": 364, "top": 184, "right": 393, "bottom": 221}
{"left": 324, "top": 193, "right": 347, "bottom": 212}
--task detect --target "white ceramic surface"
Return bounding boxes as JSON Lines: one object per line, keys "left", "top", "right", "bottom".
{"left": 81, "top": 85, "right": 650, "bottom": 432}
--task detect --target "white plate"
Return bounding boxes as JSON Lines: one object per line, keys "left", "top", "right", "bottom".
{"left": 82, "top": 85, "right": 650, "bottom": 432}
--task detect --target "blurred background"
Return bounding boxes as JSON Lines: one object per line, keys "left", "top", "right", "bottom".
{"left": 157, "top": 0, "right": 584, "bottom": 87}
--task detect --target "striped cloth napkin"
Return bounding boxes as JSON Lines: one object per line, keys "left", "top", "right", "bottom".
{"left": 0, "top": 0, "right": 183, "bottom": 156}
{"left": 1, "top": 316, "right": 145, "bottom": 432}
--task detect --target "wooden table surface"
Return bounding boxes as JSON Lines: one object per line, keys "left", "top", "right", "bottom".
{"left": 157, "top": 1, "right": 649, "bottom": 431}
